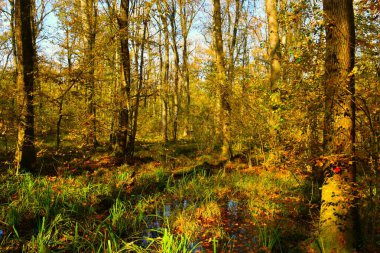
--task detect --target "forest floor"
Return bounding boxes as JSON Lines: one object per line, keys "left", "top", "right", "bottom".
{"left": 0, "top": 141, "right": 375, "bottom": 252}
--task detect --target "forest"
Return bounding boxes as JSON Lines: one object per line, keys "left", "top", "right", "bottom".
{"left": 0, "top": 0, "right": 379, "bottom": 252}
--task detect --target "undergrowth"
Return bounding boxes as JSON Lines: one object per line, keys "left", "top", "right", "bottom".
{"left": 0, "top": 148, "right": 313, "bottom": 252}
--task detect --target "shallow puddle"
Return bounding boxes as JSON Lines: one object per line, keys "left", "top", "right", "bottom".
{"left": 202, "top": 200, "right": 259, "bottom": 252}
{"left": 142, "top": 199, "right": 264, "bottom": 252}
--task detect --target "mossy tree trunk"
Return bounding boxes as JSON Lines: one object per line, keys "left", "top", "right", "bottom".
{"left": 81, "top": 0, "right": 98, "bottom": 148}
{"left": 116, "top": 0, "right": 132, "bottom": 158}
{"left": 319, "top": 0, "right": 358, "bottom": 252}
{"left": 14, "top": 0, "right": 37, "bottom": 173}
{"left": 213, "top": 0, "right": 232, "bottom": 160}
{"left": 179, "top": 0, "right": 194, "bottom": 137}
{"left": 265, "top": 0, "right": 282, "bottom": 159}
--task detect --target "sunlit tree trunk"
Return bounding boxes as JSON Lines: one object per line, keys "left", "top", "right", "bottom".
{"left": 240, "top": 5, "right": 250, "bottom": 118}
{"left": 319, "top": 0, "right": 358, "bottom": 251}
{"left": 265, "top": 0, "right": 282, "bottom": 160}
{"left": 14, "top": 0, "right": 37, "bottom": 173}
{"left": 227, "top": 0, "right": 242, "bottom": 86}
{"left": 81, "top": 0, "right": 98, "bottom": 148}
{"left": 117, "top": 0, "right": 132, "bottom": 157}
{"left": 181, "top": 18, "right": 191, "bottom": 137}
{"left": 213, "top": 0, "right": 232, "bottom": 160}
{"left": 126, "top": 8, "right": 149, "bottom": 158}
{"left": 266, "top": 0, "right": 281, "bottom": 91}
{"left": 9, "top": 1, "right": 16, "bottom": 59}
{"left": 159, "top": 3, "right": 169, "bottom": 143}
{"left": 169, "top": 2, "right": 180, "bottom": 142}
{"left": 179, "top": 0, "right": 198, "bottom": 137}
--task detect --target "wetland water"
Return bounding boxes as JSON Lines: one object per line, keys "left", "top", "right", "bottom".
{"left": 142, "top": 199, "right": 269, "bottom": 252}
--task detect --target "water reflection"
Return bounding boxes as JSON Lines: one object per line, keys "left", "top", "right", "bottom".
{"left": 227, "top": 200, "right": 238, "bottom": 217}
{"left": 141, "top": 200, "right": 259, "bottom": 252}
{"left": 164, "top": 204, "right": 171, "bottom": 217}
{"left": 217, "top": 200, "right": 259, "bottom": 252}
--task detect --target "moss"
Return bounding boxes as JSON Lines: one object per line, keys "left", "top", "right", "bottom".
{"left": 318, "top": 175, "right": 354, "bottom": 253}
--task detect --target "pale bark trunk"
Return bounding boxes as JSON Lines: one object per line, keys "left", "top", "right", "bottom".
{"left": 227, "top": 0, "right": 241, "bottom": 86}
{"left": 179, "top": 0, "right": 194, "bottom": 137}
{"left": 266, "top": 0, "right": 282, "bottom": 158}
{"left": 266, "top": 0, "right": 281, "bottom": 91}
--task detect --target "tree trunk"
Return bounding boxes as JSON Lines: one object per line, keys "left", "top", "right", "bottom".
{"left": 81, "top": 0, "right": 98, "bottom": 148}
{"left": 182, "top": 35, "right": 191, "bottom": 137}
{"left": 319, "top": 0, "right": 358, "bottom": 251}
{"left": 179, "top": 0, "right": 197, "bottom": 138}
{"left": 169, "top": 4, "right": 180, "bottom": 142}
{"left": 266, "top": 0, "right": 282, "bottom": 159}
{"left": 126, "top": 18, "right": 148, "bottom": 158}
{"left": 14, "top": 0, "right": 37, "bottom": 173}
{"left": 227, "top": 0, "right": 242, "bottom": 86}
{"left": 213, "top": 0, "right": 232, "bottom": 160}
{"left": 266, "top": 0, "right": 281, "bottom": 91}
{"left": 9, "top": 0, "right": 17, "bottom": 64}
{"left": 56, "top": 28, "right": 74, "bottom": 150}
{"left": 159, "top": 3, "right": 169, "bottom": 143}
{"left": 56, "top": 101, "right": 63, "bottom": 150}
{"left": 117, "top": 0, "right": 132, "bottom": 157}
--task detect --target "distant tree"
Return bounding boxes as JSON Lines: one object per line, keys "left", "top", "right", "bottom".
{"left": 178, "top": 0, "right": 199, "bottom": 137}
{"left": 168, "top": 0, "right": 180, "bottom": 142}
{"left": 158, "top": 1, "right": 170, "bottom": 143}
{"left": 53, "top": 0, "right": 79, "bottom": 150}
{"left": 125, "top": 1, "right": 151, "bottom": 158}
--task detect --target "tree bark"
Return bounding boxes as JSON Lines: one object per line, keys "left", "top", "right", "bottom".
{"left": 81, "top": 0, "right": 98, "bottom": 148}
{"left": 266, "top": 0, "right": 281, "bottom": 91}
{"left": 179, "top": 0, "right": 197, "bottom": 137}
{"left": 213, "top": 0, "right": 232, "bottom": 160}
{"left": 159, "top": 3, "right": 169, "bottom": 143}
{"left": 322, "top": 0, "right": 356, "bottom": 156}
{"left": 319, "top": 0, "right": 358, "bottom": 251}
{"left": 117, "top": 0, "right": 132, "bottom": 157}
{"left": 265, "top": 0, "right": 282, "bottom": 159}
{"left": 169, "top": 2, "right": 180, "bottom": 142}
{"left": 181, "top": 16, "right": 190, "bottom": 137}
{"left": 14, "top": 0, "right": 37, "bottom": 173}
{"left": 227, "top": 0, "right": 242, "bottom": 86}
{"left": 126, "top": 16, "right": 149, "bottom": 158}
